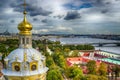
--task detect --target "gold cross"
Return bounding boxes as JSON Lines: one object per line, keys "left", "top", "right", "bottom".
{"left": 23, "top": 0, "right": 27, "bottom": 11}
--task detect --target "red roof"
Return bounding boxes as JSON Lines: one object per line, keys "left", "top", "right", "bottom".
{"left": 67, "top": 57, "right": 101, "bottom": 66}
{"left": 67, "top": 57, "right": 82, "bottom": 61}
{"left": 67, "top": 57, "right": 91, "bottom": 62}
{"left": 67, "top": 60, "right": 72, "bottom": 66}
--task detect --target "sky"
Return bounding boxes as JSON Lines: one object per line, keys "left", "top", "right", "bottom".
{"left": 0, "top": 0, "right": 120, "bottom": 34}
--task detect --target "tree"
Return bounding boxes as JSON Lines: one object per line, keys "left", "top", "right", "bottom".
{"left": 98, "top": 76, "right": 108, "bottom": 80}
{"left": 0, "top": 44, "right": 6, "bottom": 53}
{"left": 86, "top": 60, "right": 97, "bottom": 74}
{"left": 86, "top": 75, "right": 98, "bottom": 80}
{"left": 47, "top": 69, "right": 64, "bottom": 80}
{"left": 76, "top": 44, "right": 94, "bottom": 50}
{"left": 57, "top": 55, "right": 67, "bottom": 69}
{"left": 98, "top": 62, "right": 107, "bottom": 76}
{"left": 54, "top": 41, "right": 60, "bottom": 45}
{"left": 54, "top": 47, "right": 61, "bottom": 53}
{"left": 76, "top": 45, "right": 84, "bottom": 50}
{"left": 112, "top": 65, "right": 120, "bottom": 80}
{"left": 46, "top": 56, "right": 55, "bottom": 69}
{"left": 38, "top": 44, "right": 45, "bottom": 52}
{"left": 67, "top": 66, "right": 83, "bottom": 80}
{"left": 84, "top": 44, "right": 94, "bottom": 50}
{"left": 70, "top": 50, "right": 79, "bottom": 57}
{"left": 63, "top": 48, "right": 70, "bottom": 57}
{"left": 52, "top": 52, "right": 67, "bottom": 69}
{"left": 86, "top": 75, "right": 107, "bottom": 80}
{"left": 8, "top": 45, "right": 17, "bottom": 53}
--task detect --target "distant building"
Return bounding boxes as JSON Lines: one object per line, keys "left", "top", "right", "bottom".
{"left": 0, "top": 35, "right": 18, "bottom": 41}
{"left": 2, "top": 29, "right": 10, "bottom": 36}
{"left": 67, "top": 50, "right": 120, "bottom": 74}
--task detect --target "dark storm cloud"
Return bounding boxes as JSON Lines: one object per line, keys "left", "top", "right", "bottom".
{"left": 105, "top": 2, "right": 111, "bottom": 5}
{"left": 28, "top": 7, "right": 52, "bottom": 16}
{"left": 64, "top": 11, "right": 81, "bottom": 20}
{"left": 33, "top": 18, "right": 38, "bottom": 21}
{"left": 41, "top": 19, "right": 48, "bottom": 23}
{"left": 10, "top": 20, "right": 15, "bottom": 23}
{"left": 0, "top": 0, "right": 12, "bottom": 12}
{"left": 0, "top": 0, "right": 11, "bottom": 6}
{"left": 80, "top": 0, "right": 109, "bottom": 7}
{"left": 101, "top": 9, "right": 108, "bottom": 14}
{"left": 10, "top": 0, "right": 52, "bottom": 16}
{"left": 53, "top": 15, "right": 64, "bottom": 19}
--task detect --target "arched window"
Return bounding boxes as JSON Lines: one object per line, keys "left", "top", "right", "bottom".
{"left": 14, "top": 65, "right": 20, "bottom": 71}
{"left": 31, "top": 64, "right": 37, "bottom": 71}
{"left": 12, "top": 62, "right": 21, "bottom": 72}
{"left": 30, "top": 61, "right": 38, "bottom": 71}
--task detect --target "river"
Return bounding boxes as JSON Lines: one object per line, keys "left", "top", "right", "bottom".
{"left": 49, "top": 37, "right": 120, "bottom": 54}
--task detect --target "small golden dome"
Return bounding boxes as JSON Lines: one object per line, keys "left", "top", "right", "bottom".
{"left": 18, "top": 11, "right": 32, "bottom": 35}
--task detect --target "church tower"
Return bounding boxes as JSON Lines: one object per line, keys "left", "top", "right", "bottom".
{"left": 2, "top": 0, "right": 48, "bottom": 80}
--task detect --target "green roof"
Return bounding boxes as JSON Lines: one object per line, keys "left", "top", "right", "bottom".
{"left": 101, "top": 58, "right": 120, "bottom": 65}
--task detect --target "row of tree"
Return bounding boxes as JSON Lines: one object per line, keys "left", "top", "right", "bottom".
{"left": 35, "top": 39, "right": 107, "bottom": 80}
{"left": 46, "top": 51, "right": 109, "bottom": 80}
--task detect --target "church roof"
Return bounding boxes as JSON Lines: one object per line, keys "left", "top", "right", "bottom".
{"left": 6, "top": 48, "right": 44, "bottom": 62}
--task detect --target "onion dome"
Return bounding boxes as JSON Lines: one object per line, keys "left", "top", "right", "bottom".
{"left": 18, "top": 11, "right": 32, "bottom": 35}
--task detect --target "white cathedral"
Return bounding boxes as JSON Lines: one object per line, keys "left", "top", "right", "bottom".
{"left": 2, "top": 0, "right": 48, "bottom": 80}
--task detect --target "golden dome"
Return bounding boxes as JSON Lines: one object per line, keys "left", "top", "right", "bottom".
{"left": 18, "top": 11, "right": 32, "bottom": 35}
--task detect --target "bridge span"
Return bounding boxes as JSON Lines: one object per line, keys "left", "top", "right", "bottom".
{"left": 89, "top": 42, "right": 120, "bottom": 47}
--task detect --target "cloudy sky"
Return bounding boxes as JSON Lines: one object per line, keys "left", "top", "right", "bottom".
{"left": 0, "top": 0, "right": 120, "bottom": 34}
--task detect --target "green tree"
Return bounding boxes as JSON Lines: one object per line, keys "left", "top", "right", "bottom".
{"left": 52, "top": 52, "right": 67, "bottom": 69}
{"left": 57, "top": 55, "right": 67, "bottom": 69}
{"left": 112, "top": 65, "right": 120, "bottom": 80}
{"left": 76, "top": 45, "right": 84, "bottom": 50}
{"left": 98, "top": 62, "right": 107, "bottom": 76}
{"left": 86, "top": 60, "right": 97, "bottom": 74}
{"left": 98, "top": 76, "right": 108, "bottom": 80}
{"left": 67, "top": 66, "right": 83, "bottom": 80}
{"left": 0, "top": 44, "right": 6, "bottom": 53}
{"left": 76, "top": 44, "right": 94, "bottom": 50}
{"left": 63, "top": 48, "right": 70, "bottom": 57}
{"left": 46, "top": 56, "right": 55, "bottom": 69}
{"left": 70, "top": 50, "right": 79, "bottom": 57}
{"left": 38, "top": 44, "right": 44, "bottom": 52}
{"left": 54, "top": 41, "right": 60, "bottom": 45}
{"left": 8, "top": 45, "right": 17, "bottom": 53}
{"left": 54, "top": 47, "right": 61, "bottom": 53}
{"left": 48, "top": 44, "right": 54, "bottom": 51}
{"left": 47, "top": 69, "right": 64, "bottom": 80}
{"left": 86, "top": 75, "right": 98, "bottom": 80}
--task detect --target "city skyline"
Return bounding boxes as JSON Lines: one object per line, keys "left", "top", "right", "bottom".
{"left": 0, "top": 0, "right": 120, "bottom": 34}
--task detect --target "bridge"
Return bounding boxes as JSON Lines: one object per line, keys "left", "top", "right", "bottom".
{"left": 88, "top": 42, "right": 120, "bottom": 47}
{"left": 63, "top": 42, "right": 120, "bottom": 47}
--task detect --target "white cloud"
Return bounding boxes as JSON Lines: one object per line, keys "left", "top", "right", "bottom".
{"left": 32, "top": 25, "right": 73, "bottom": 34}
{"left": 83, "top": 13, "right": 105, "bottom": 23}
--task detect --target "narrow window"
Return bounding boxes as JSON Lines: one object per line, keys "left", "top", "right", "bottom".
{"left": 26, "top": 38, "right": 29, "bottom": 44}
{"left": 22, "top": 38, "right": 25, "bottom": 44}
